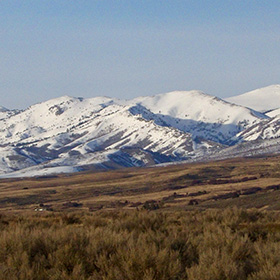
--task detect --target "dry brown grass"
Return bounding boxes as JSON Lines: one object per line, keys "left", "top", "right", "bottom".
{"left": 1, "top": 155, "right": 280, "bottom": 212}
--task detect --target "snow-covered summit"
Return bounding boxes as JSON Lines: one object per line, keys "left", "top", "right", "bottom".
{"left": 133, "top": 90, "right": 264, "bottom": 122}
{"left": 225, "top": 85, "right": 280, "bottom": 113}
{"left": 0, "top": 95, "right": 117, "bottom": 145}
{"left": 27, "top": 95, "right": 114, "bottom": 112}
{"left": 128, "top": 90, "right": 267, "bottom": 144}
{"left": 0, "top": 105, "right": 19, "bottom": 121}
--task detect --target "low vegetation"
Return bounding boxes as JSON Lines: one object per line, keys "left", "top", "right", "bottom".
{"left": 1, "top": 155, "right": 280, "bottom": 212}
{"left": 1, "top": 155, "right": 280, "bottom": 279}
{"left": 0, "top": 209, "right": 280, "bottom": 279}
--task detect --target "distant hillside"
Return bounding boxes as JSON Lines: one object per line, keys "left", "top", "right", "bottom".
{"left": 226, "top": 84, "right": 280, "bottom": 113}
{"left": 0, "top": 85, "right": 280, "bottom": 177}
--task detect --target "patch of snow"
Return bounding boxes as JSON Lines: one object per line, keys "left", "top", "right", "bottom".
{"left": 0, "top": 166, "right": 79, "bottom": 178}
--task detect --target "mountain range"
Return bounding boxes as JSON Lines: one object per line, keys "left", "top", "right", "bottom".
{"left": 1, "top": 84, "right": 280, "bottom": 178}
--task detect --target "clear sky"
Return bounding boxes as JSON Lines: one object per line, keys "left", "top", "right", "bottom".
{"left": 1, "top": 0, "right": 280, "bottom": 109}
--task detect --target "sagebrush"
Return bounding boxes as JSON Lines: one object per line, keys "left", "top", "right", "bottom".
{"left": 0, "top": 209, "right": 280, "bottom": 279}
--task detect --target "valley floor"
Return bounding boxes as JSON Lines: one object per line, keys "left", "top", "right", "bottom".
{"left": 0, "top": 154, "right": 280, "bottom": 212}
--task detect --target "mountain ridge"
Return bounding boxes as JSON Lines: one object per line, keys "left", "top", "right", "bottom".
{"left": 226, "top": 84, "right": 280, "bottom": 113}
{"left": 0, "top": 85, "right": 279, "bottom": 177}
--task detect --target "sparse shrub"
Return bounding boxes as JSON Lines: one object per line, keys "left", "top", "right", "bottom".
{"left": 63, "top": 201, "right": 83, "bottom": 208}
{"left": 142, "top": 200, "right": 163, "bottom": 211}
{"left": 188, "top": 199, "right": 199, "bottom": 205}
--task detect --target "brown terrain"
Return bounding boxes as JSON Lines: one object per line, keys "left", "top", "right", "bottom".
{"left": 1, "top": 154, "right": 280, "bottom": 212}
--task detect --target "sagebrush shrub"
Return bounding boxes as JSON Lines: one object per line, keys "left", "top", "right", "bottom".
{"left": 0, "top": 209, "right": 279, "bottom": 279}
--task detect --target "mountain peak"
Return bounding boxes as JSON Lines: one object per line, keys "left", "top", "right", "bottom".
{"left": 155, "top": 89, "right": 213, "bottom": 99}
{"left": 226, "top": 84, "right": 280, "bottom": 112}
{"left": 132, "top": 89, "right": 260, "bottom": 121}
{"left": 43, "top": 95, "right": 83, "bottom": 105}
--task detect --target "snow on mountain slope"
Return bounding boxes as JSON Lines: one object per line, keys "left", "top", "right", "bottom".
{"left": 0, "top": 86, "right": 278, "bottom": 178}
{"left": 0, "top": 96, "right": 115, "bottom": 145}
{"left": 0, "top": 95, "right": 223, "bottom": 175}
{"left": 267, "top": 108, "right": 280, "bottom": 118}
{"left": 236, "top": 115, "right": 280, "bottom": 142}
{"left": 200, "top": 137, "right": 280, "bottom": 162}
{"left": 226, "top": 85, "right": 280, "bottom": 113}
{"left": 0, "top": 108, "right": 8, "bottom": 120}
{"left": 131, "top": 90, "right": 266, "bottom": 144}
{"left": 0, "top": 165, "right": 79, "bottom": 179}
{"left": 0, "top": 146, "right": 38, "bottom": 173}
{"left": 0, "top": 96, "right": 191, "bottom": 154}
{"left": 0, "top": 106, "right": 19, "bottom": 120}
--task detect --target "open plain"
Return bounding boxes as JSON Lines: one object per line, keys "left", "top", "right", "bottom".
{"left": 1, "top": 154, "right": 280, "bottom": 213}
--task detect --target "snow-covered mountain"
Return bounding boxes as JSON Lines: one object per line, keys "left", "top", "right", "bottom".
{"left": 236, "top": 115, "right": 280, "bottom": 142}
{"left": 223, "top": 85, "right": 280, "bottom": 147}
{"left": 0, "top": 106, "right": 19, "bottom": 120}
{"left": 226, "top": 85, "right": 280, "bottom": 113}
{"left": 130, "top": 90, "right": 266, "bottom": 144}
{"left": 0, "top": 85, "right": 279, "bottom": 177}
{"left": 0, "top": 94, "right": 222, "bottom": 176}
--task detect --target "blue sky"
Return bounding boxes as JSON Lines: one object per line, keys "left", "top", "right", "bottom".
{"left": 1, "top": 1, "right": 280, "bottom": 109}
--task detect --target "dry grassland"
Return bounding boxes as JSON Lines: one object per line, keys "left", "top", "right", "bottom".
{"left": 0, "top": 155, "right": 280, "bottom": 212}
{"left": 1, "top": 156, "right": 280, "bottom": 279}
